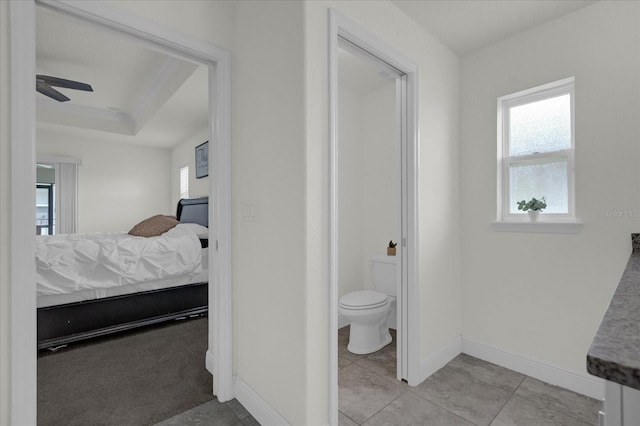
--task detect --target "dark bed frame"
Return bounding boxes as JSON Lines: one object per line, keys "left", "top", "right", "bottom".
{"left": 37, "top": 197, "right": 209, "bottom": 350}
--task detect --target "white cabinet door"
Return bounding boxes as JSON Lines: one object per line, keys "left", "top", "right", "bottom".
{"left": 605, "top": 381, "right": 622, "bottom": 426}
{"left": 604, "top": 381, "right": 640, "bottom": 426}
{"left": 622, "top": 386, "right": 640, "bottom": 425}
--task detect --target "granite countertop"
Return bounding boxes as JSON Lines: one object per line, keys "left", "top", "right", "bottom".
{"left": 587, "top": 234, "right": 640, "bottom": 390}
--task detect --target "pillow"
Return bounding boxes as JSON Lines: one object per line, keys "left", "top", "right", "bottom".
{"left": 180, "top": 222, "right": 209, "bottom": 239}
{"left": 175, "top": 222, "right": 209, "bottom": 239}
{"left": 128, "top": 215, "right": 179, "bottom": 237}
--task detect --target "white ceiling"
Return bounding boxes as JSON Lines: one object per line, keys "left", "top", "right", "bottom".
{"left": 35, "top": 1, "right": 599, "bottom": 149}
{"left": 36, "top": 6, "right": 209, "bottom": 149}
{"left": 338, "top": 45, "right": 397, "bottom": 94}
{"left": 391, "top": 0, "right": 598, "bottom": 55}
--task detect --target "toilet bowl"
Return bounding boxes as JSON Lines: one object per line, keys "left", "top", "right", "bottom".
{"left": 339, "top": 290, "right": 393, "bottom": 354}
{"left": 340, "top": 254, "right": 398, "bottom": 354}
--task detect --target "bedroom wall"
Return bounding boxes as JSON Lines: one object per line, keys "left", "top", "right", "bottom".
{"left": 36, "top": 124, "right": 172, "bottom": 233}
{"left": 171, "top": 127, "right": 210, "bottom": 207}
{"left": 460, "top": 0, "right": 640, "bottom": 390}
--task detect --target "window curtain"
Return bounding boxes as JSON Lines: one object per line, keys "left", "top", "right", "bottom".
{"left": 38, "top": 156, "right": 80, "bottom": 234}
{"left": 54, "top": 162, "right": 78, "bottom": 234}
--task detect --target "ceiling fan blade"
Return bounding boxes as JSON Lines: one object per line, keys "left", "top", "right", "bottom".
{"left": 36, "top": 82, "right": 70, "bottom": 102}
{"left": 36, "top": 75, "right": 93, "bottom": 92}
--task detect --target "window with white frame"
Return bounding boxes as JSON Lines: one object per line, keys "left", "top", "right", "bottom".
{"left": 497, "top": 77, "right": 575, "bottom": 221}
{"left": 36, "top": 157, "right": 79, "bottom": 235}
{"left": 180, "top": 165, "right": 189, "bottom": 199}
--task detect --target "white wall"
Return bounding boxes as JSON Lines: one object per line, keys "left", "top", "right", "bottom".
{"left": 338, "top": 85, "right": 365, "bottom": 298}
{"left": 460, "top": 0, "right": 640, "bottom": 384}
{"left": 362, "top": 84, "right": 399, "bottom": 287}
{"left": 105, "top": 0, "right": 235, "bottom": 52}
{"left": 171, "top": 127, "right": 209, "bottom": 207}
{"left": 233, "top": 2, "right": 309, "bottom": 423}
{"left": 37, "top": 124, "right": 172, "bottom": 233}
{"left": 338, "top": 81, "right": 398, "bottom": 298}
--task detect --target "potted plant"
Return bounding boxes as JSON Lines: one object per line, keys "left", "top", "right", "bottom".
{"left": 387, "top": 240, "right": 397, "bottom": 256}
{"left": 516, "top": 197, "right": 547, "bottom": 221}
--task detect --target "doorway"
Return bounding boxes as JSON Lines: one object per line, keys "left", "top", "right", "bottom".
{"left": 329, "top": 9, "right": 420, "bottom": 426}
{"left": 9, "top": 1, "right": 232, "bottom": 423}
{"left": 336, "top": 40, "right": 401, "bottom": 362}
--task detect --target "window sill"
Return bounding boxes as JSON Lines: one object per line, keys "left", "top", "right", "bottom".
{"left": 491, "top": 220, "right": 583, "bottom": 234}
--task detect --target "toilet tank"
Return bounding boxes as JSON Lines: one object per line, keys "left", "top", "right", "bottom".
{"left": 371, "top": 254, "right": 397, "bottom": 297}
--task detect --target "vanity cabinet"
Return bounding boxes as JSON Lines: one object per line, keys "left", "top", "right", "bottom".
{"left": 587, "top": 235, "right": 640, "bottom": 426}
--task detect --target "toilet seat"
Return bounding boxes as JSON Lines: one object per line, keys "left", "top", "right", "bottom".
{"left": 339, "top": 290, "right": 389, "bottom": 310}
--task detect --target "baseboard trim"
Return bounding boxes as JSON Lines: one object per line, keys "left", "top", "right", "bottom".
{"left": 230, "top": 338, "right": 602, "bottom": 425}
{"left": 413, "top": 336, "right": 462, "bottom": 387}
{"left": 461, "top": 338, "right": 604, "bottom": 400}
{"left": 234, "top": 375, "right": 291, "bottom": 425}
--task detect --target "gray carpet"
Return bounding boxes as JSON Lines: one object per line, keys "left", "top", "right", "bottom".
{"left": 38, "top": 317, "right": 213, "bottom": 426}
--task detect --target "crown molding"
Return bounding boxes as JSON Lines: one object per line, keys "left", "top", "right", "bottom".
{"left": 36, "top": 55, "right": 197, "bottom": 136}
{"left": 37, "top": 99, "right": 135, "bottom": 134}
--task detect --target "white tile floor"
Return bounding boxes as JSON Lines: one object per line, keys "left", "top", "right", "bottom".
{"left": 338, "top": 326, "right": 601, "bottom": 425}
{"left": 153, "top": 398, "right": 259, "bottom": 426}
{"left": 158, "top": 326, "right": 602, "bottom": 425}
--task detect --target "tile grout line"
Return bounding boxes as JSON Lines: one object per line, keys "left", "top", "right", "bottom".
{"left": 486, "top": 373, "right": 527, "bottom": 425}
{"left": 338, "top": 409, "right": 360, "bottom": 426}
{"left": 338, "top": 332, "right": 407, "bottom": 425}
{"left": 509, "top": 377, "right": 599, "bottom": 426}
{"left": 340, "top": 336, "right": 599, "bottom": 426}
{"left": 405, "top": 387, "right": 481, "bottom": 426}
{"left": 443, "top": 357, "right": 589, "bottom": 425}
{"left": 358, "top": 390, "right": 410, "bottom": 426}
{"left": 508, "top": 392, "right": 598, "bottom": 426}
{"left": 411, "top": 360, "right": 525, "bottom": 426}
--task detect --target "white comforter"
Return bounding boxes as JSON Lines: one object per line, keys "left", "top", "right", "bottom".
{"left": 36, "top": 224, "right": 204, "bottom": 297}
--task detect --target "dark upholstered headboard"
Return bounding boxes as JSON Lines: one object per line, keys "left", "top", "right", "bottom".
{"left": 176, "top": 197, "right": 208, "bottom": 227}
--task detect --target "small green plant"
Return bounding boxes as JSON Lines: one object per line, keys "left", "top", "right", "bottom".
{"left": 388, "top": 240, "right": 397, "bottom": 248}
{"left": 516, "top": 197, "right": 547, "bottom": 212}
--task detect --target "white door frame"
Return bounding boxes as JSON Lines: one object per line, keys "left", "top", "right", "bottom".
{"left": 328, "top": 9, "right": 420, "bottom": 425}
{"left": 9, "top": 1, "right": 233, "bottom": 423}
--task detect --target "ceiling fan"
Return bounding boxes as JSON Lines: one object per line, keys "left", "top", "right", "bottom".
{"left": 36, "top": 75, "right": 93, "bottom": 102}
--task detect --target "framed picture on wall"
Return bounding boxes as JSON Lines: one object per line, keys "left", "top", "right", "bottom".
{"left": 195, "top": 141, "right": 209, "bottom": 179}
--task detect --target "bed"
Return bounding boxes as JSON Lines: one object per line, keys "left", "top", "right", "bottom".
{"left": 37, "top": 197, "right": 209, "bottom": 350}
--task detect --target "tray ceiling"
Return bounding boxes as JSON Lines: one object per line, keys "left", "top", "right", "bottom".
{"left": 36, "top": 6, "right": 209, "bottom": 149}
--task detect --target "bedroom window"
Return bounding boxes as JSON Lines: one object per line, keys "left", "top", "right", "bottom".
{"left": 497, "top": 77, "right": 575, "bottom": 223}
{"left": 36, "top": 158, "right": 79, "bottom": 234}
{"left": 36, "top": 183, "right": 55, "bottom": 235}
{"left": 180, "top": 165, "right": 189, "bottom": 199}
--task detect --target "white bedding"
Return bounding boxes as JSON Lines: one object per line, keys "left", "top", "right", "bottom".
{"left": 36, "top": 223, "right": 206, "bottom": 300}
{"left": 37, "top": 258, "right": 208, "bottom": 308}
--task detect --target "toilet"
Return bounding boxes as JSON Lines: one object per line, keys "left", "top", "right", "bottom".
{"left": 339, "top": 254, "right": 397, "bottom": 354}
